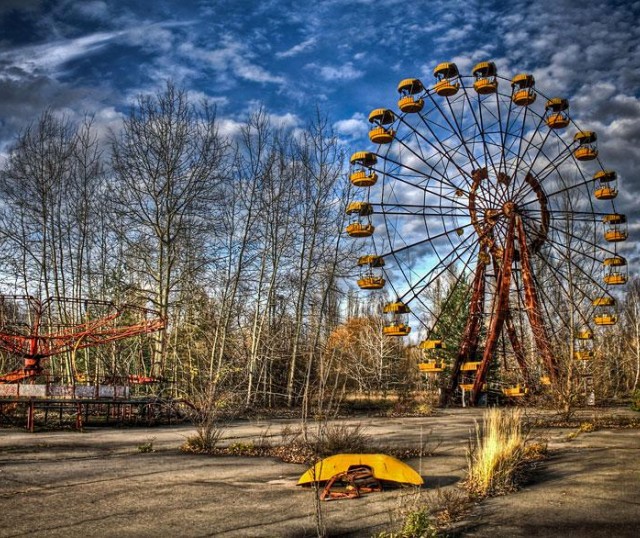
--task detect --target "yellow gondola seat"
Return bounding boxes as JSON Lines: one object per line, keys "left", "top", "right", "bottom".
{"left": 383, "top": 323, "right": 411, "bottom": 336}
{"left": 357, "top": 276, "right": 385, "bottom": 290}
{"left": 576, "top": 329, "right": 594, "bottom": 340}
{"left": 350, "top": 169, "right": 378, "bottom": 187}
{"left": 369, "top": 126, "right": 395, "bottom": 144}
{"left": 574, "top": 131, "right": 598, "bottom": 161}
{"left": 502, "top": 385, "right": 528, "bottom": 397}
{"left": 418, "top": 361, "right": 444, "bottom": 373}
{"left": 459, "top": 383, "right": 475, "bottom": 391}
{"left": 383, "top": 300, "right": 411, "bottom": 314}
{"left": 594, "top": 314, "right": 617, "bottom": 326}
{"left": 419, "top": 339, "right": 445, "bottom": 350}
{"left": 545, "top": 98, "right": 570, "bottom": 129}
{"left": 472, "top": 61, "right": 498, "bottom": 94}
{"left": 350, "top": 151, "right": 377, "bottom": 167}
{"left": 574, "top": 350, "right": 594, "bottom": 361}
{"left": 511, "top": 73, "right": 536, "bottom": 106}
{"left": 460, "top": 361, "right": 481, "bottom": 371}
{"left": 602, "top": 213, "right": 627, "bottom": 242}
{"left": 346, "top": 222, "right": 374, "bottom": 237}
{"left": 433, "top": 62, "right": 460, "bottom": 97}
{"left": 397, "top": 78, "right": 425, "bottom": 112}
{"left": 592, "top": 296, "right": 615, "bottom": 307}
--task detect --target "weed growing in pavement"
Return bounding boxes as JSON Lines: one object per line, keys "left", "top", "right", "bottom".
{"left": 137, "top": 437, "right": 156, "bottom": 453}
{"left": 465, "top": 408, "right": 546, "bottom": 498}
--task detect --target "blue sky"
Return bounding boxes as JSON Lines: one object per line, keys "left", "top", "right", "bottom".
{"left": 0, "top": 0, "right": 639, "bottom": 269}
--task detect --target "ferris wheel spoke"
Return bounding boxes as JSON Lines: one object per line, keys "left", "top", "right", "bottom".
{"left": 398, "top": 231, "right": 480, "bottom": 309}
{"left": 425, "top": 93, "right": 482, "bottom": 182}
{"left": 532, "top": 249, "right": 598, "bottom": 329}
{"left": 374, "top": 158, "right": 470, "bottom": 210}
{"left": 511, "top": 145, "right": 577, "bottom": 203}
{"left": 531, "top": 217, "right": 618, "bottom": 260}
{"left": 395, "top": 116, "right": 473, "bottom": 193}
{"left": 523, "top": 221, "right": 610, "bottom": 299}
{"left": 507, "top": 114, "right": 549, "bottom": 201}
{"left": 375, "top": 203, "right": 470, "bottom": 216}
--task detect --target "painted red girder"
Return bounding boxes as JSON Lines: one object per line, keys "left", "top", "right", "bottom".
{"left": 0, "top": 296, "right": 165, "bottom": 383}
{"left": 504, "top": 311, "right": 530, "bottom": 380}
{"left": 516, "top": 217, "right": 559, "bottom": 382}
{"left": 472, "top": 217, "right": 516, "bottom": 402}
{"left": 442, "top": 252, "right": 486, "bottom": 405}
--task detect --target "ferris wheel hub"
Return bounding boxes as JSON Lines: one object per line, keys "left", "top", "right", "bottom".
{"left": 502, "top": 201, "right": 517, "bottom": 217}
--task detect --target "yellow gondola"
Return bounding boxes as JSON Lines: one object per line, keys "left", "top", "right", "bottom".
{"left": 397, "top": 78, "right": 425, "bottom": 113}
{"left": 603, "top": 256, "right": 627, "bottom": 285}
{"left": 368, "top": 108, "right": 396, "bottom": 144}
{"left": 545, "top": 98, "right": 570, "bottom": 128}
{"left": 574, "top": 131, "right": 598, "bottom": 161}
{"left": 502, "top": 385, "right": 528, "bottom": 397}
{"left": 349, "top": 169, "right": 378, "bottom": 187}
{"left": 419, "top": 339, "right": 445, "bottom": 350}
{"left": 576, "top": 329, "right": 593, "bottom": 340}
{"left": 383, "top": 323, "right": 411, "bottom": 336}
{"left": 593, "top": 170, "right": 617, "bottom": 200}
{"left": 357, "top": 255, "right": 385, "bottom": 290}
{"left": 433, "top": 62, "right": 460, "bottom": 97}
{"left": 594, "top": 314, "right": 617, "bottom": 326}
{"left": 472, "top": 61, "right": 498, "bottom": 94}
{"left": 602, "top": 213, "right": 627, "bottom": 242}
{"left": 574, "top": 350, "right": 594, "bottom": 361}
{"left": 418, "top": 361, "right": 444, "bottom": 373}
{"left": 460, "top": 362, "right": 481, "bottom": 371}
{"left": 511, "top": 73, "right": 536, "bottom": 106}
{"left": 346, "top": 222, "right": 374, "bottom": 237}
{"left": 383, "top": 300, "right": 410, "bottom": 337}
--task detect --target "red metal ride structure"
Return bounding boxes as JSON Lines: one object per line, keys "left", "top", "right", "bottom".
{"left": 0, "top": 296, "right": 165, "bottom": 383}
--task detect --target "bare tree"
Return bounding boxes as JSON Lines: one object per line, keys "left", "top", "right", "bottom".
{"left": 110, "top": 82, "right": 229, "bottom": 378}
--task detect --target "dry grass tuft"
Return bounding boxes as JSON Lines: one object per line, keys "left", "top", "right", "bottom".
{"left": 465, "top": 408, "right": 538, "bottom": 497}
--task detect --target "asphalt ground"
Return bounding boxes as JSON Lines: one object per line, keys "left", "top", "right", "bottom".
{"left": 0, "top": 408, "right": 638, "bottom": 537}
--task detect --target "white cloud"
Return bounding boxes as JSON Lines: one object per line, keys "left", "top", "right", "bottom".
{"left": 276, "top": 37, "right": 316, "bottom": 58}
{"left": 333, "top": 113, "right": 368, "bottom": 139}
{"left": 179, "top": 35, "right": 285, "bottom": 85}
{"left": 310, "top": 62, "right": 364, "bottom": 81}
{"left": 0, "top": 31, "right": 124, "bottom": 78}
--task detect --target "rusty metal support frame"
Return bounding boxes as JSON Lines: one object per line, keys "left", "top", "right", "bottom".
{"left": 0, "top": 296, "right": 165, "bottom": 383}
{"left": 516, "top": 217, "right": 559, "bottom": 382}
{"left": 471, "top": 217, "right": 516, "bottom": 404}
{"left": 441, "top": 252, "right": 486, "bottom": 406}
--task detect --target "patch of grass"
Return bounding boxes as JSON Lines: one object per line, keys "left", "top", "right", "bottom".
{"left": 315, "top": 422, "right": 370, "bottom": 455}
{"left": 180, "top": 422, "right": 224, "bottom": 453}
{"left": 137, "top": 437, "right": 155, "bottom": 453}
{"left": 465, "top": 408, "right": 541, "bottom": 498}
{"left": 376, "top": 487, "right": 471, "bottom": 538}
{"left": 564, "top": 421, "right": 597, "bottom": 442}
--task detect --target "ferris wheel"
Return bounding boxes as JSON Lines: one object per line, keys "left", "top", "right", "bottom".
{"left": 345, "top": 61, "right": 629, "bottom": 405}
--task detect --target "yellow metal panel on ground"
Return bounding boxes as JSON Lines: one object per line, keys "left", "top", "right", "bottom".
{"left": 297, "top": 453, "right": 423, "bottom": 486}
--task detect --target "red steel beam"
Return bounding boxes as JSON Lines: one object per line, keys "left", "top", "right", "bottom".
{"left": 516, "top": 217, "right": 559, "bottom": 382}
